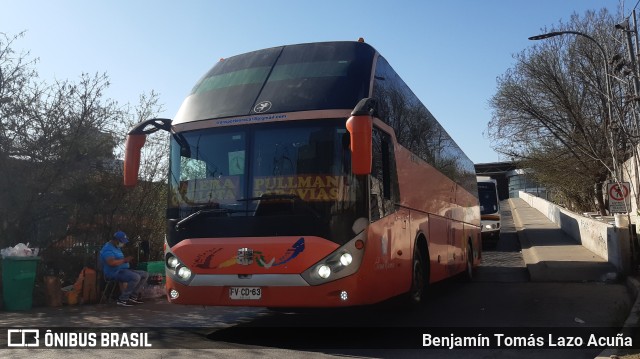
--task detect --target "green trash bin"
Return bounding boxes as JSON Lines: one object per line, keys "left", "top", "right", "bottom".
{"left": 137, "top": 261, "right": 165, "bottom": 275}
{"left": 2, "top": 256, "right": 40, "bottom": 311}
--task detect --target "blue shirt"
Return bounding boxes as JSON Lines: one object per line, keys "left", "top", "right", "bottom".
{"left": 100, "top": 242, "right": 129, "bottom": 279}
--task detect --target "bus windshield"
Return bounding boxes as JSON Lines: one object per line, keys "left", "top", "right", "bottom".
{"left": 174, "top": 42, "right": 374, "bottom": 123}
{"left": 168, "top": 119, "right": 367, "bottom": 245}
{"left": 477, "top": 182, "right": 498, "bottom": 215}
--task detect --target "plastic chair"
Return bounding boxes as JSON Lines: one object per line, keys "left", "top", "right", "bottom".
{"left": 100, "top": 278, "right": 118, "bottom": 304}
{"left": 99, "top": 276, "right": 127, "bottom": 304}
{"left": 97, "top": 254, "right": 126, "bottom": 304}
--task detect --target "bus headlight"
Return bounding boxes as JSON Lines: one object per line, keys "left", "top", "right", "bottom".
{"left": 317, "top": 265, "right": 331, "bottom": 279}
{"left": 340, "top": 253, "right": 353, "bottom": 266}
{"left": 165, "top": 252, "right": 195, "bottom": 284}
{"left": 177, "top": 266, "right": 192, "bottom": 280}
{"left": 301, "top": 231, "right": 366, "bottom": 285}
{"left": 306, "top": 250, "right": 355, "bottom": 283}
{"left": 167, "top": 256, "right": 179, "bottom": 269}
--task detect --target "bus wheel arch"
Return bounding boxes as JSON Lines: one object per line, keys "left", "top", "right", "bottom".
{"left": 465, "top": 237, "right": 475, "bottom": 281}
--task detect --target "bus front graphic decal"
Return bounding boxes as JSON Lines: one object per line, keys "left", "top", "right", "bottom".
{"left": 194, "top": 248, "right": 223, "bottom": 268}
{"left": 216, "top": 238, "right": 305, "bottom": 269}
{"left": 275, "top": 237, "right": 305, "bottom": 265}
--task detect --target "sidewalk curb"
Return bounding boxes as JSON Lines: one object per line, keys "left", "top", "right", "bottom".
{"left": 595, "top": 276, "right": 640, "bottom": 358}
{"left": 508, "top": 200, "right": 639, "bottom": 358}
{"left": 507, "top": 199, "right": 541, "bottom": 270}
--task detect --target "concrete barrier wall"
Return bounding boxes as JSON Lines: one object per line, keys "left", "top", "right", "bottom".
{"left": 518, "top": 191, "right": 623, "bottom": 271}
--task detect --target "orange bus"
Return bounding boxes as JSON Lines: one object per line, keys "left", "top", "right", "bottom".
{"left": 123, "top": 40, "right": 481, "bottom": 307}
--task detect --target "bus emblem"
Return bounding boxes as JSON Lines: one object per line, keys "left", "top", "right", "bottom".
{"left": 237, "top": 248, "right": 254, "bottom": 265}
{"left": 253, "top": 101, "right": 272, "bottom": 113}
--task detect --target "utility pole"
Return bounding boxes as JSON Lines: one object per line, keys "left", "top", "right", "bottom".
{"left": 620, "top": 18, "right": 640, "bottom": 97}
{"left": 616, "top": 11, "right": 640, "bottom": 272}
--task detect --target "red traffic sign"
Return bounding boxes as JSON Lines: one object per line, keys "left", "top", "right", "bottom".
{"left": 609, "top": 183, "right": 629, "bottom": 201}
{"left": 607, "top": 182, "right": 631, "bottom": 213}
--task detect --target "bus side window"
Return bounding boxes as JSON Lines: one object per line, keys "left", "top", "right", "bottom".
{"left": 371, "top": 127, "right": 398, "bottom": 221}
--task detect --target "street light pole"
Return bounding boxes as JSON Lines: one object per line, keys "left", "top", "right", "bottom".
{"left": 529, "top": 30, "right": 619, "bottom": 182}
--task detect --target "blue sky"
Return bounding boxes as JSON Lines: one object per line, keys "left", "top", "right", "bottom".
{"left": 0, "top": 0, "right": 626, "bottom": 164}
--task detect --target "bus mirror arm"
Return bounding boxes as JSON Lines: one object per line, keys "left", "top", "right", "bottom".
{"left": 351, "top": 97, "right": 378, "bottom": 117}
{"left": 124, "top": 118, "right": 191, "bottom": 187}
{"left": 346, "top": 98, "right": 375, "bottom": 175}
{"left": 127, "top": 118, "right": 190, "bottom": 152}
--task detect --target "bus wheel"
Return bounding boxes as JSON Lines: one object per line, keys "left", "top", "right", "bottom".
{"left": 408, "top": 247, "right": 427, "bottom": 305}
{"left": 465, "top": 241, "right": 474, "bottom": 281}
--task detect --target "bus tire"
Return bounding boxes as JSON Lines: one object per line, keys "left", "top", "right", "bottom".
{"left": 465, "top": 240, "right": 475, "bottom": 281}
{"left": 407, "top": 245, "right": 428, "bottom": 305}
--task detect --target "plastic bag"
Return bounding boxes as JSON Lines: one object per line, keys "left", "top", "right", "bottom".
{"left": 1, "top": 242, "right": 39, "bottom": 258}
{"left": 61, "top": 285, "right": 79, "bottom": 305}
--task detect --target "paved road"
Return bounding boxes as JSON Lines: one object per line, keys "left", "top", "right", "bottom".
{"left": 1, "top": 200, "right": 632, "bottom": 358}
{"left": 199, "top": 201, "right": 630, "bottom": 358}
{"left": 475, "top": 201, "right": 529, "bottom": 283}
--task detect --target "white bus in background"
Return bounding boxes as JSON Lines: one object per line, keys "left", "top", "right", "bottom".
{"left": 477, "top": 176, "right": 501, "bottom": 246}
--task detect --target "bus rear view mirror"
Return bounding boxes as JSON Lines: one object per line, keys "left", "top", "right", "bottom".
{"left": 124, "top": 134, "right": 146, "bottom": 187}
{"left": 123, "top": 118, "right": 173, "bottom": 187}
{"left": 346, "top": 114, "right": 372, "bottom": 175}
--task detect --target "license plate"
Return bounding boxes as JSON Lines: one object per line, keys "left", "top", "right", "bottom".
{"left": 229, "top": 287, "right": 262, "bottom": 300}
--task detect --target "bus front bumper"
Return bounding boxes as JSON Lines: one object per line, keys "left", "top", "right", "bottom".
{"left": 164, "top": 273, "right": 366, "bottom": 307}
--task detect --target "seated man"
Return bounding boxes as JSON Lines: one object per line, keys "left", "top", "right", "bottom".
{"left": 100, "top": 231, "right": 149, "bottom": 307}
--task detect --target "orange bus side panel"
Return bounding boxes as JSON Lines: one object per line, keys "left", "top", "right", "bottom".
{"left": 356, "top": 212, "right": 412, "bottom": 302}
{"left": 426, "top": 215, "right": 449, "bottom": 283}
{"left": 450, "top": 219, "right": 465, "bottom": 275}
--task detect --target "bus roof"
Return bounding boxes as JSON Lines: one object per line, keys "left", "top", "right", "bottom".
{"left": 173, "top": 41, "right": 377, "bottom": 125}
{"left": 170, "top": 40, "right": 477, "bottom": 198}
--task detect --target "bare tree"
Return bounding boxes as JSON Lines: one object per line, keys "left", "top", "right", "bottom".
{"left": 489, "top": 9, "right": 626, "bottom": 214}
{"left": 0, "top": 32, "right": 168, "bottom": 272}
{"left": 110, "top": 92, "right": 168, "bottom": 259}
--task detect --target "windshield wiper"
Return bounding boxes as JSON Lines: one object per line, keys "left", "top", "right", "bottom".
{"left": 175, "top": 208, "right": 241, "bottom": 231}
{"left": 237, "top": 194, "right": 298, "bottom": 201}
{"left": 238, "top": 194, "right": 321, "bottom": 219}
